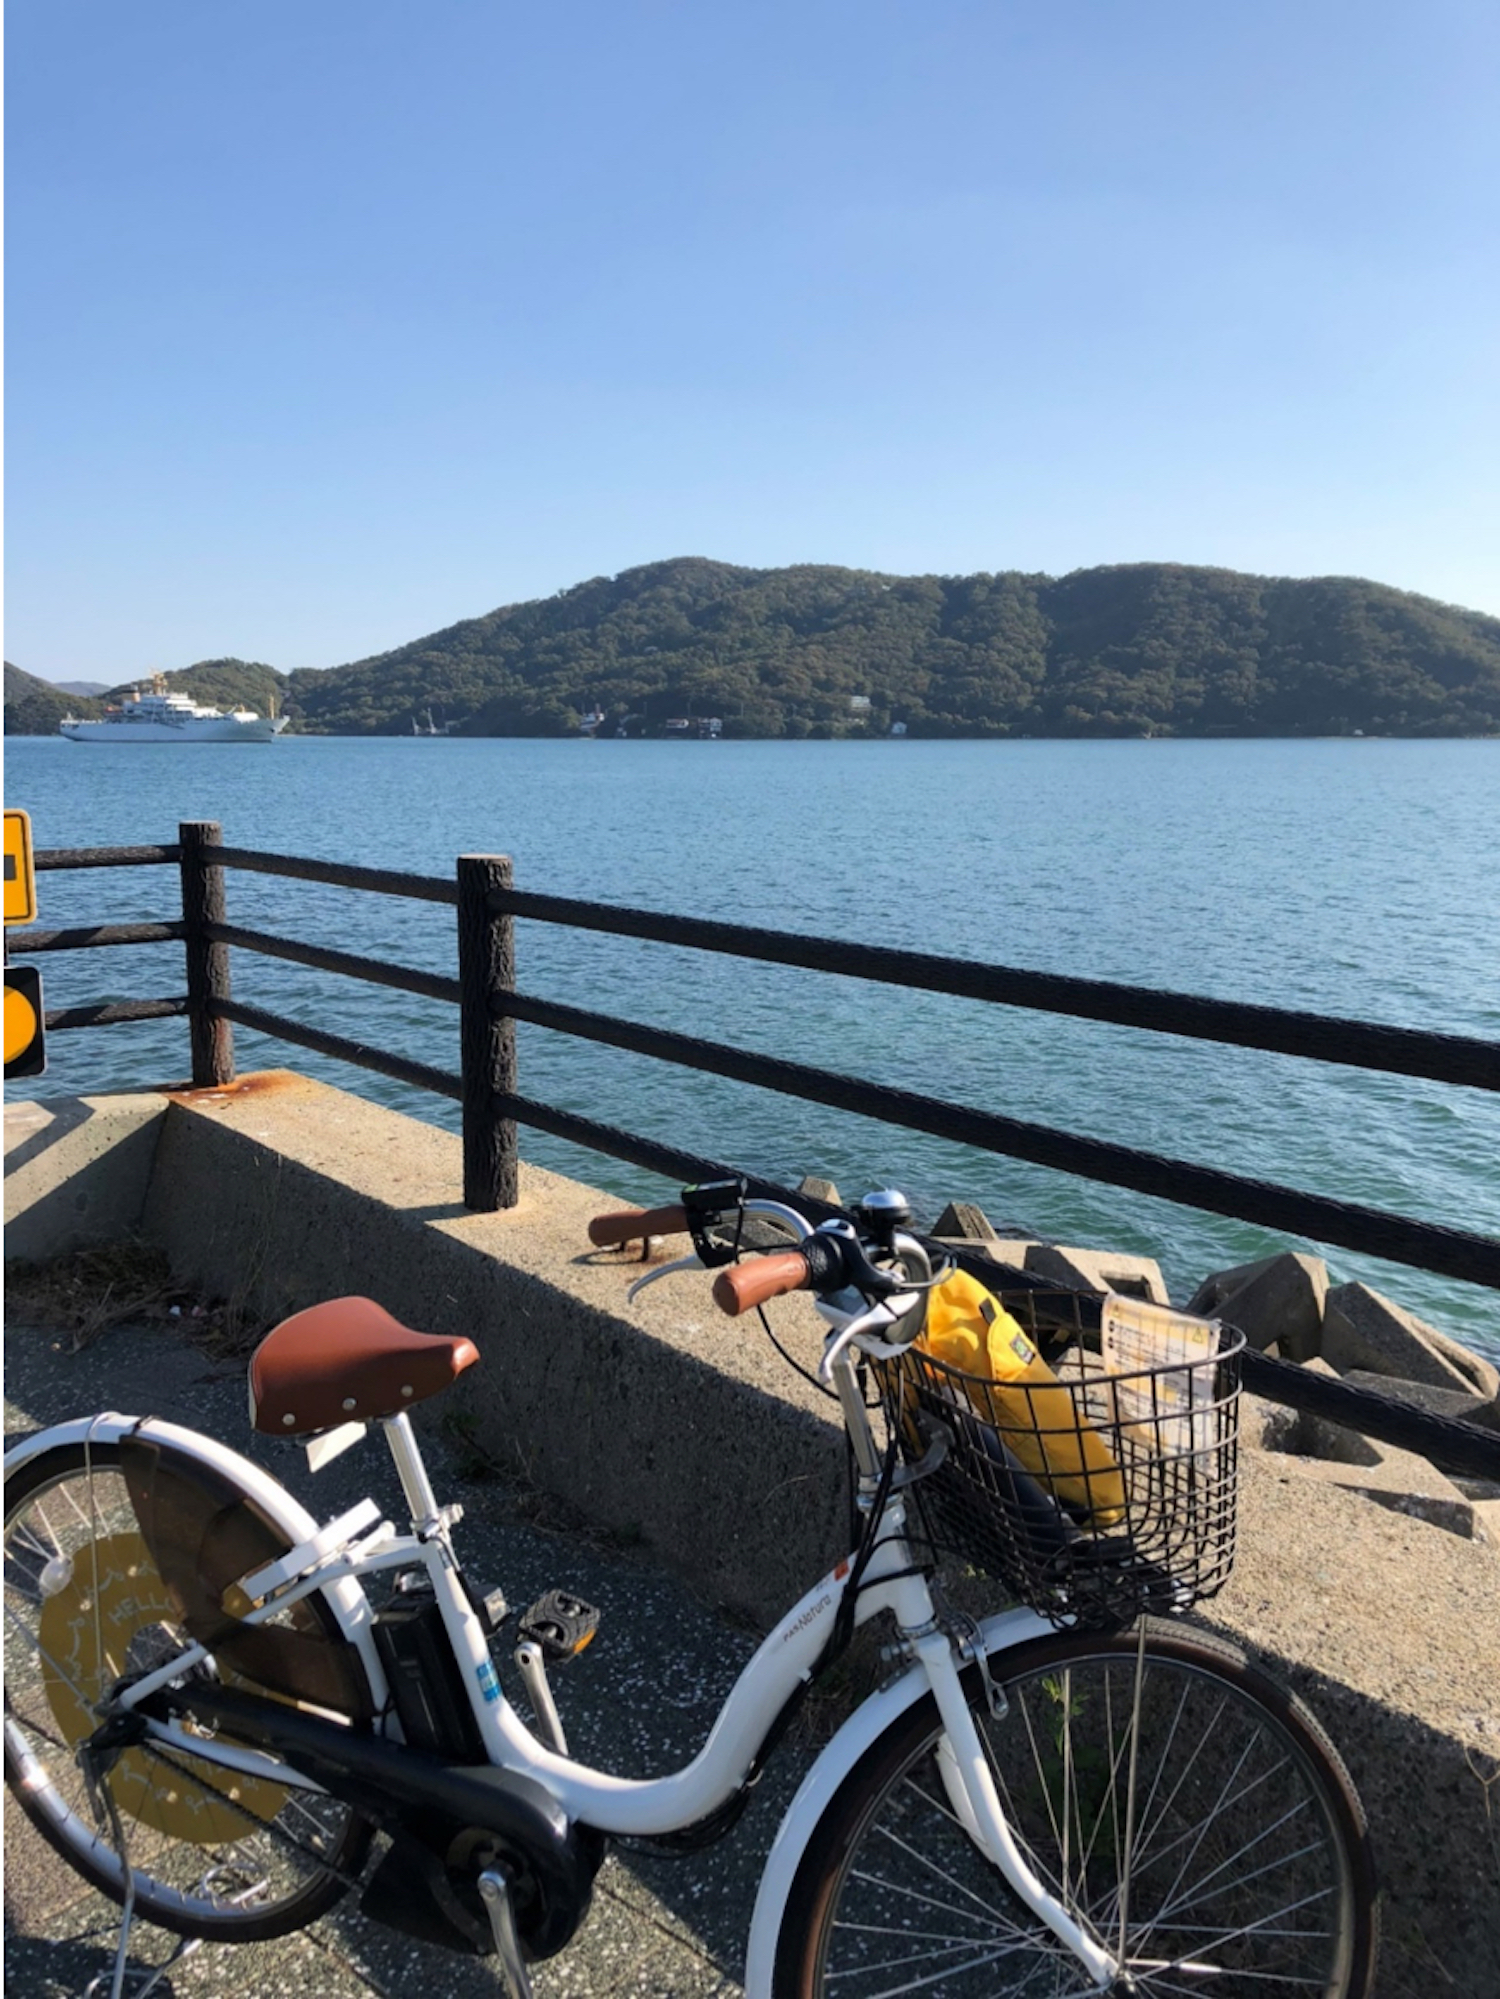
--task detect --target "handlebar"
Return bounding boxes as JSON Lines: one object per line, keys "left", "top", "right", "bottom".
{"left": 587, "top": 1205, "right": 688, "bottom": 1248}
{"left": 588, "top": 1187, "right": 941, "bottom": 1334}
{"left": 711, "top": 1250, "right": 813, "bottom": 1316}
{"left": 709, "top": 1232, "right": 906, "bottom": 1316}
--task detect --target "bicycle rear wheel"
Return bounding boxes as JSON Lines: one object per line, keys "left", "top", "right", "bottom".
{"left": 777, "top": 1621, "right": 1378, "bottom": 1997}
{"left": 4, "top": 1438, "right": 371, "bottom": 1943}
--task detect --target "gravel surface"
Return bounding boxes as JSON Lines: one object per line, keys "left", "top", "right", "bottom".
{"left": 5, "top": 1317, "right": 1498, "bottom": 1997}
{"left": 4, "top": 1320, "right": 795, "bottom": 1998}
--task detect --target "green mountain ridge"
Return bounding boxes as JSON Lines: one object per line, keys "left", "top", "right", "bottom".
{"left": 9, "top": 560, "right": 1500, "bottom": 737}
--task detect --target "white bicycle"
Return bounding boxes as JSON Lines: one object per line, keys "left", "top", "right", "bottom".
{"left": 5, "top": 1182, "right": 1379, "bottom": 1996}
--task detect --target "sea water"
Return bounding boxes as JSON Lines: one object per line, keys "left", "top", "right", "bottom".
{"left": 5, "top": 733, "right": 1498, "bottom": 1362}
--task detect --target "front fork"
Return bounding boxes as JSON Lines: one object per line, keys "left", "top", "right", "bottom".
{"left": 913, "top": 1626, "right": 1121, "bottom": 1991}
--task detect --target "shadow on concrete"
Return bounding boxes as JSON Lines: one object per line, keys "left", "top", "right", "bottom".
{"left": 390, "top": 1200, "right": 482, "bottom": 1224}
{"left": 1199, "top": 1625, "right": 1499, "bottom": 1999}
{"left": 2, "top": 1097, "right": 98, "bottom": 1179}
{"left": 2, "top": 1935, "right": 180, "bottom": 1999}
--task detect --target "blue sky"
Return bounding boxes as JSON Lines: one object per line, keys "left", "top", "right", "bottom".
{"left": 6, "top": 0, "right": 1498, "bottom": 681}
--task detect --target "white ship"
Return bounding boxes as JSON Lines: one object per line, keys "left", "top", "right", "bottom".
{"left": 60, "top": 674, "right": 288, "bottom": 743}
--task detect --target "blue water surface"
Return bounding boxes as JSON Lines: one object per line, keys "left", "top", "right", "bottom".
{"left": 6, "top": 733, "right": 1498, "bottom": 1360}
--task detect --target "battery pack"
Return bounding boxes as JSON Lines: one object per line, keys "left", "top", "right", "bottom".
{"left": 373, "top": 1589, "right": 487, "bottom": 1761}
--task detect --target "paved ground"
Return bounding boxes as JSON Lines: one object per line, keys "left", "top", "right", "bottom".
{"left": 4, "top": 1318, "right": 811, "bottom": 1999}
{"left": 7, "top": 1314, "right": 1500, "bottom": 1998}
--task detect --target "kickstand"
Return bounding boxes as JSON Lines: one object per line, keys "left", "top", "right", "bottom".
{"left": 84, "top": 1929, "right": 202, "bottom": 1999}
{"left": 82, "top": 1781, "right": 204, "bottom": 1999}
{"left": 477, "top": 1868, "right": 535, "bottom": 1999}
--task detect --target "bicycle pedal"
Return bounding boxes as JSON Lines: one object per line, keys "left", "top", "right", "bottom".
{"left": 518, "top": 1589, "right": 599, "bottom": 1663}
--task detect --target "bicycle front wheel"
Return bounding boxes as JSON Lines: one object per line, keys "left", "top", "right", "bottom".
{"left": 777, "top": 1622, "right": 1378, "bottom": 1998}
{"left": 4, "top": 1439, "right": 371, "bottom": 1943}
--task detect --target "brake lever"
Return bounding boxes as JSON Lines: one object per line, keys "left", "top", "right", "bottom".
{"left": 627, "top": 1251, "right": 705, "bottom": 1301}
{"left": 817, "top": 1295, "right": 922, "bottom": 1382}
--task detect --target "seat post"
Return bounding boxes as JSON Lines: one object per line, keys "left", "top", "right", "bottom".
{"left": 382, "top": 1411, "right": 444, "bottom": 1531}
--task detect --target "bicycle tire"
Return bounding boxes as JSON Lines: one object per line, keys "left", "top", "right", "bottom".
{"left": 775, "top": 1620, "right": 1378, "bottom": 1998}
{"left": 4, "top": 1438, "right": 372, "bottom": 1943}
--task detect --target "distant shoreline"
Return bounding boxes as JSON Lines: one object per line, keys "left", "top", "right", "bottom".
{"left": 14, "top": 727, "right": 1499, "bottom": 744}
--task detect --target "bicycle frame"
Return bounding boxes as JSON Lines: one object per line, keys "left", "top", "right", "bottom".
{"left": 93, "top": 1400, "right": 946, "bottom": 1837}
{"left": 88, "top": 1367, "right": 1120, "bottom": 1991}
{"left": 10, "top": 1241, "right": 1122, "bottom": 1990}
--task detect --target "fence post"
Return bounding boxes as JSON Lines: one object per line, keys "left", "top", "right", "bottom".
{"left": 457, "top": 854, "right": 518, "bottom": 1209}
{"left": 178, "top": 820, "right": 235, "bottom": 1087}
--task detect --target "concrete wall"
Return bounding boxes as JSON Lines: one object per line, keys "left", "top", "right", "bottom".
{"left": 3, "top": 1092, "right": 171, "bottom": 1260}
{"left": 4, "top": 1072, "right": 845, "bottom": 1624}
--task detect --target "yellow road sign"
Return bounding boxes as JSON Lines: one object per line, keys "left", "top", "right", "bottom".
{"left": 5, "top": 966, "right": 47, "bottom": 1079}
{"left": 4, "top": 809, "right": 38, "bottom": 926}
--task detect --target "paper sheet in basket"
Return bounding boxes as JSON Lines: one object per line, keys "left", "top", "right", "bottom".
{"left": 1098, "top": 1294, "right": 1224, "bottom": 1457}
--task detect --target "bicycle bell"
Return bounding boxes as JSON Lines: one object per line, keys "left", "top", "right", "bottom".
{"left": 853, "top": 1190, "right": 913, "bottom": 1243}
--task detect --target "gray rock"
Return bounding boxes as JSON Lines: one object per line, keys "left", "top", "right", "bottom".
{"left": 1276, "top": 1441, "right": 1488, "bottom": 1541}
{"left": 1239, "top": 1391, "right": 1305, "bottom": 1454}
{"left": 929, "top": 1205, "right": 1039, "bottom": 1278}
{"left": 929, "top": 1207, "right": 1036, "bottom": 1282}
{"left": 947, "top": 1245, "right": 1039, "bottom": 1283}
{"left": 1447, "top": 1476, "right": 1500, "bottom": 1540}
{"left": 1422, "top": 1325, "right": 1500, "bottom": 1424}
{"left": 1023, "top": 1243, "right": 1169, "bottom": 1304}
{"left": 1297, "top": 1356, "right": 1384, "bottom": 1467}
{"left": 1342, "top": 1369, "right": 1491, "bottom": 1427}
{"left": 931, "top": 1201, "right": 998, "bottom": 1240}
{"left": 1185, "top": 1250, "right": 1328, "bottom": 1362}
{"left": 1322, "top": 1282, "right": 1477, "bottom": 1393}
{"left": 795, "top": 1175, "right": 841, "bottom": 1207}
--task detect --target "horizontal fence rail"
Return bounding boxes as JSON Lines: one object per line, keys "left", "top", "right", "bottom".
{"left": 489, "top": 886, "right": 1500, "bottom": 1093}
{"left": 207, "top": 923, "right": 461, "bottom": 1005}
{"left": 44, "top": 998, "right": 192, "bottom": 1032}
{"left": 216, "top": 998, "right": 464, "bottom": 1103}
{"left": 19, "top": 825, "right": 1500, "bottom": 1479}
{"left": 25, "top": 921, "right": 187, "bottom": 955}
{"left": 213, "top": 846, "right": 459, "bottom": 905}
{"left": 492, "top": 988, "right": 1500, "bottom": 1291}
{"left": 33, "top": 844, "right": 181, "bottom": 871}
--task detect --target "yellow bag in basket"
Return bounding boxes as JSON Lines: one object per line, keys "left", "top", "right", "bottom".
{"left": 918, "top": 1270, "right": 1125, "bottom": 1525}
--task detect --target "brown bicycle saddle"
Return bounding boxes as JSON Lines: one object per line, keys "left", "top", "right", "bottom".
{"left": 249, "top": 1296, "right": 479, "bottom": 1436}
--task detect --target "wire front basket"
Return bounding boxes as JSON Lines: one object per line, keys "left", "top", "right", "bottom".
{"left": 881, "top": 1288, "right": 1242, "bottom": 1628}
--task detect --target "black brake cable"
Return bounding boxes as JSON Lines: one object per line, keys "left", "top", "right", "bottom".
{"left": 755, "top": 1302, "right": 839, "bottom": 1399}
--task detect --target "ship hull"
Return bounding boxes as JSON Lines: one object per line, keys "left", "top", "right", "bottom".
{"left": 60, "top": 716, "right": 288, "bottom": 743}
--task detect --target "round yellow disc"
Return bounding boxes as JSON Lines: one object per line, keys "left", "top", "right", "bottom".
{"left": 4, "top": 982, "right": 39, "bottom": 1066}
{"left": 38, "top": 1530, "right": 287, "bottom": 1842}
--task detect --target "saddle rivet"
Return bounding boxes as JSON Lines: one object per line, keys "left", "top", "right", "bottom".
{"left": 342, "top": 1397, "right": 357, "bottom": 1411}
{"left": 282, "top": 1413, "right": 296, "bottom": 1427}
{"left": 401, "top": 1385, "right": 413, "bottom": 1398}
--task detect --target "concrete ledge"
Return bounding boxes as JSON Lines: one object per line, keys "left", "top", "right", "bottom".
{"left": 4, "top": 1093, "right": 171, "bottom": 1260}
{"left": 9, "top": 1073, "right": 845, "bottom": 1625}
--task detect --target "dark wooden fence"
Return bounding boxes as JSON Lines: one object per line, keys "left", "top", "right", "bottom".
{"left": 24, "top": 819, "right": 1500, "bottom": 1476}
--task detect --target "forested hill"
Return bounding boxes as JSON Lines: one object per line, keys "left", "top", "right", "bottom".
{"left": 9, "top": 563, "right": 1500, "bottom": 737}
{"left": 5, "top": 661, "right": 91, "bottom": 734}
{"left": 286, "top": 561, "right": 1500, "bottom": 738}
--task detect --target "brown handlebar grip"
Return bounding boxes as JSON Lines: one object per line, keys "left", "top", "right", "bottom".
{"left": 712, "top": 1250, "right": 812, "bottom": 1316}
{"left": 587, "top": 1204, "right": 689, "bottom": 1248}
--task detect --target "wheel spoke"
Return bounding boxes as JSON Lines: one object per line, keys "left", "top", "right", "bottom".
{"left": 793, "top": 1631, "right": 1372, "bottom": 1998}
{"left": 5, "top": 1444, "right": 367, "bottom": 1943}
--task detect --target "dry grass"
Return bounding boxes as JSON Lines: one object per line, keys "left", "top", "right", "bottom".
{"left": 4, "top": 1240, "right": 271, "bottom": 1355}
